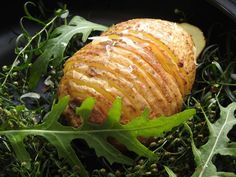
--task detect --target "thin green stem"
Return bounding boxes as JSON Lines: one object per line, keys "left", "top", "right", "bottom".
{"left": 1, "top": 16, "right": 58, "bottom": 87}
{"left": 0, "top": 123, "right": 183, "bottom": 135}
{"left": 196, "top": 81, "right": 236, "bottom": 86}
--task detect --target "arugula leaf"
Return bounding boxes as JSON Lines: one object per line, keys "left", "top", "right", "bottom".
{"left": 124, "top": 108, "right": 196, "bottom": 137}
{"left": 187, "top": 102, "right": 236, "bottom": 177}
{"left": 29, "top": 16, "right": 108, "bottom": 89}
{"left": 5, "top": 134, "right": 31, "bottom": 170}
{"left": 76, "top": 97, "right": 96, "bottom": 123}
{"left": 0, "top": 96, "right": 195, "bottom": 177}
{"left": 164, "top": 166, "right": 177, "bottom": 177}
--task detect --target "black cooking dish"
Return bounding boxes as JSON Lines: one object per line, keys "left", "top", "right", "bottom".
{"left": 0, "top": 0, "right": 235, "bottom": 176}
{"left": 0, "top": 0, "right": 235, "bottom": 66}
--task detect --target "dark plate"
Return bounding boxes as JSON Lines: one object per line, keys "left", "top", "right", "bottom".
{"left": 0, "top": 0, "right": 235, "bottom": 66}
{"left": 207, "top": 0, "right": 236, "bottom": 22}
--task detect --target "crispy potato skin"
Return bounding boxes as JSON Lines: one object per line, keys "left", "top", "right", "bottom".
{"left": 58, "top": 18, "right": 196, "bottom": 126}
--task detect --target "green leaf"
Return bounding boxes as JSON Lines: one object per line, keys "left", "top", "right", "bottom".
{"left": 6, "top": 134, "right": 31, "bottom": 169}
{"left": 107, "top": 97, "right": 122, "bottom": 123}
{"left": 164, "top": 166, "right": 177, "bottom": 177}
{"left": 38, "top": 95, "right": 70, "bottom": 129}
{"left": 0, "top": 97, "right": 195, "bottom": 177}
{"left": 78, "top": 97, "right": 154, "bottom": 165}
{"left": 76, "top": 97, "right": 96, "bottom": 123}
{"left": 29, "top": 16, "right": 108, "bottom": 89}
{"left": 217, "top": 172, "right": 236, "bottom": 177}
{"left": 189, "top": 102, "right": 236, "bottom": 177}
{"left": 43, "top": 134, "right": 85, "bottom": 174}
{"left": 124, "top": 109, "right": 196, "bottom": 137}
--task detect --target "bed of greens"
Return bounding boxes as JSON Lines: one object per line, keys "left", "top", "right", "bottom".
{"left": 0, "top": 2, "right": 235, "bottom": 177}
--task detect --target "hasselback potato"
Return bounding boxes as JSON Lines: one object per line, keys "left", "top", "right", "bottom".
{"left": 58, "top": 18, "right": 205, "bottom": 126}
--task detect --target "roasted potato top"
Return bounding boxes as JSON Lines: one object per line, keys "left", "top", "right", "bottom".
{"left": 58, "top": 18, "right": 201, "bottom": 126}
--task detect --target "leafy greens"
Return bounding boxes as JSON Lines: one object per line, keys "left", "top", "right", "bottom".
{"left": 188, "top": 102, "right": 236, "bottom": 177}
{"left": 0, "top": 96, "right": 195, "bottom": 177}
{"left": 29, "top": 16, "right": 107, "bottom": 89}
{"left": 165, "top": 101, "right": 236, "bottom": 177}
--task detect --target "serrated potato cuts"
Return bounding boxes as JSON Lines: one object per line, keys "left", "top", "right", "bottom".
{"left": 58, "top": 18, "right": 205, "bottom": 126}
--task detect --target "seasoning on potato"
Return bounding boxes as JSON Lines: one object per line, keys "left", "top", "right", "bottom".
{"left": 58, "top": 18, "right": 205, "bottom": 126}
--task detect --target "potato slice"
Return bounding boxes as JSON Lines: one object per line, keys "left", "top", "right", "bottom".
{"left": 178, "top": 23, "right": 206, "bottom": 58}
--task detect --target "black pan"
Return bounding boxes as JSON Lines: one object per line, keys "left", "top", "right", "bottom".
{"left": 0, "top": 0, "right": 235, "bottom": 66}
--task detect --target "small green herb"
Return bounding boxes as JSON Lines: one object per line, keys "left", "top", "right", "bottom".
{"left": 29, "top": 16, "right": 107, "bottom": 89}
{"left": 164, "top": 166, "right": 177, "bottom": 177}
{"left": 186, "top": 101, "right": 236, "bottom": 177}
{"left": 0, "top": 96, "right": 195, "bottom": 177}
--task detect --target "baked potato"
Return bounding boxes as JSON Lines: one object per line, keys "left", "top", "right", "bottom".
{"left": 58, "top": 18, "right": 205, "bottom": 126}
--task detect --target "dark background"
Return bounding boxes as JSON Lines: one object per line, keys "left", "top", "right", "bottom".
{"left": 0, "top": 0, "right": 235, "bottom": 65}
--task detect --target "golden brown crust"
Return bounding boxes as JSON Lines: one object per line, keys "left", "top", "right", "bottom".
{"left": 58, "top": 18, "right": 196, "bottom": 125}
{"left": 102, "top": 19, "right": 196, "bottom": 94}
